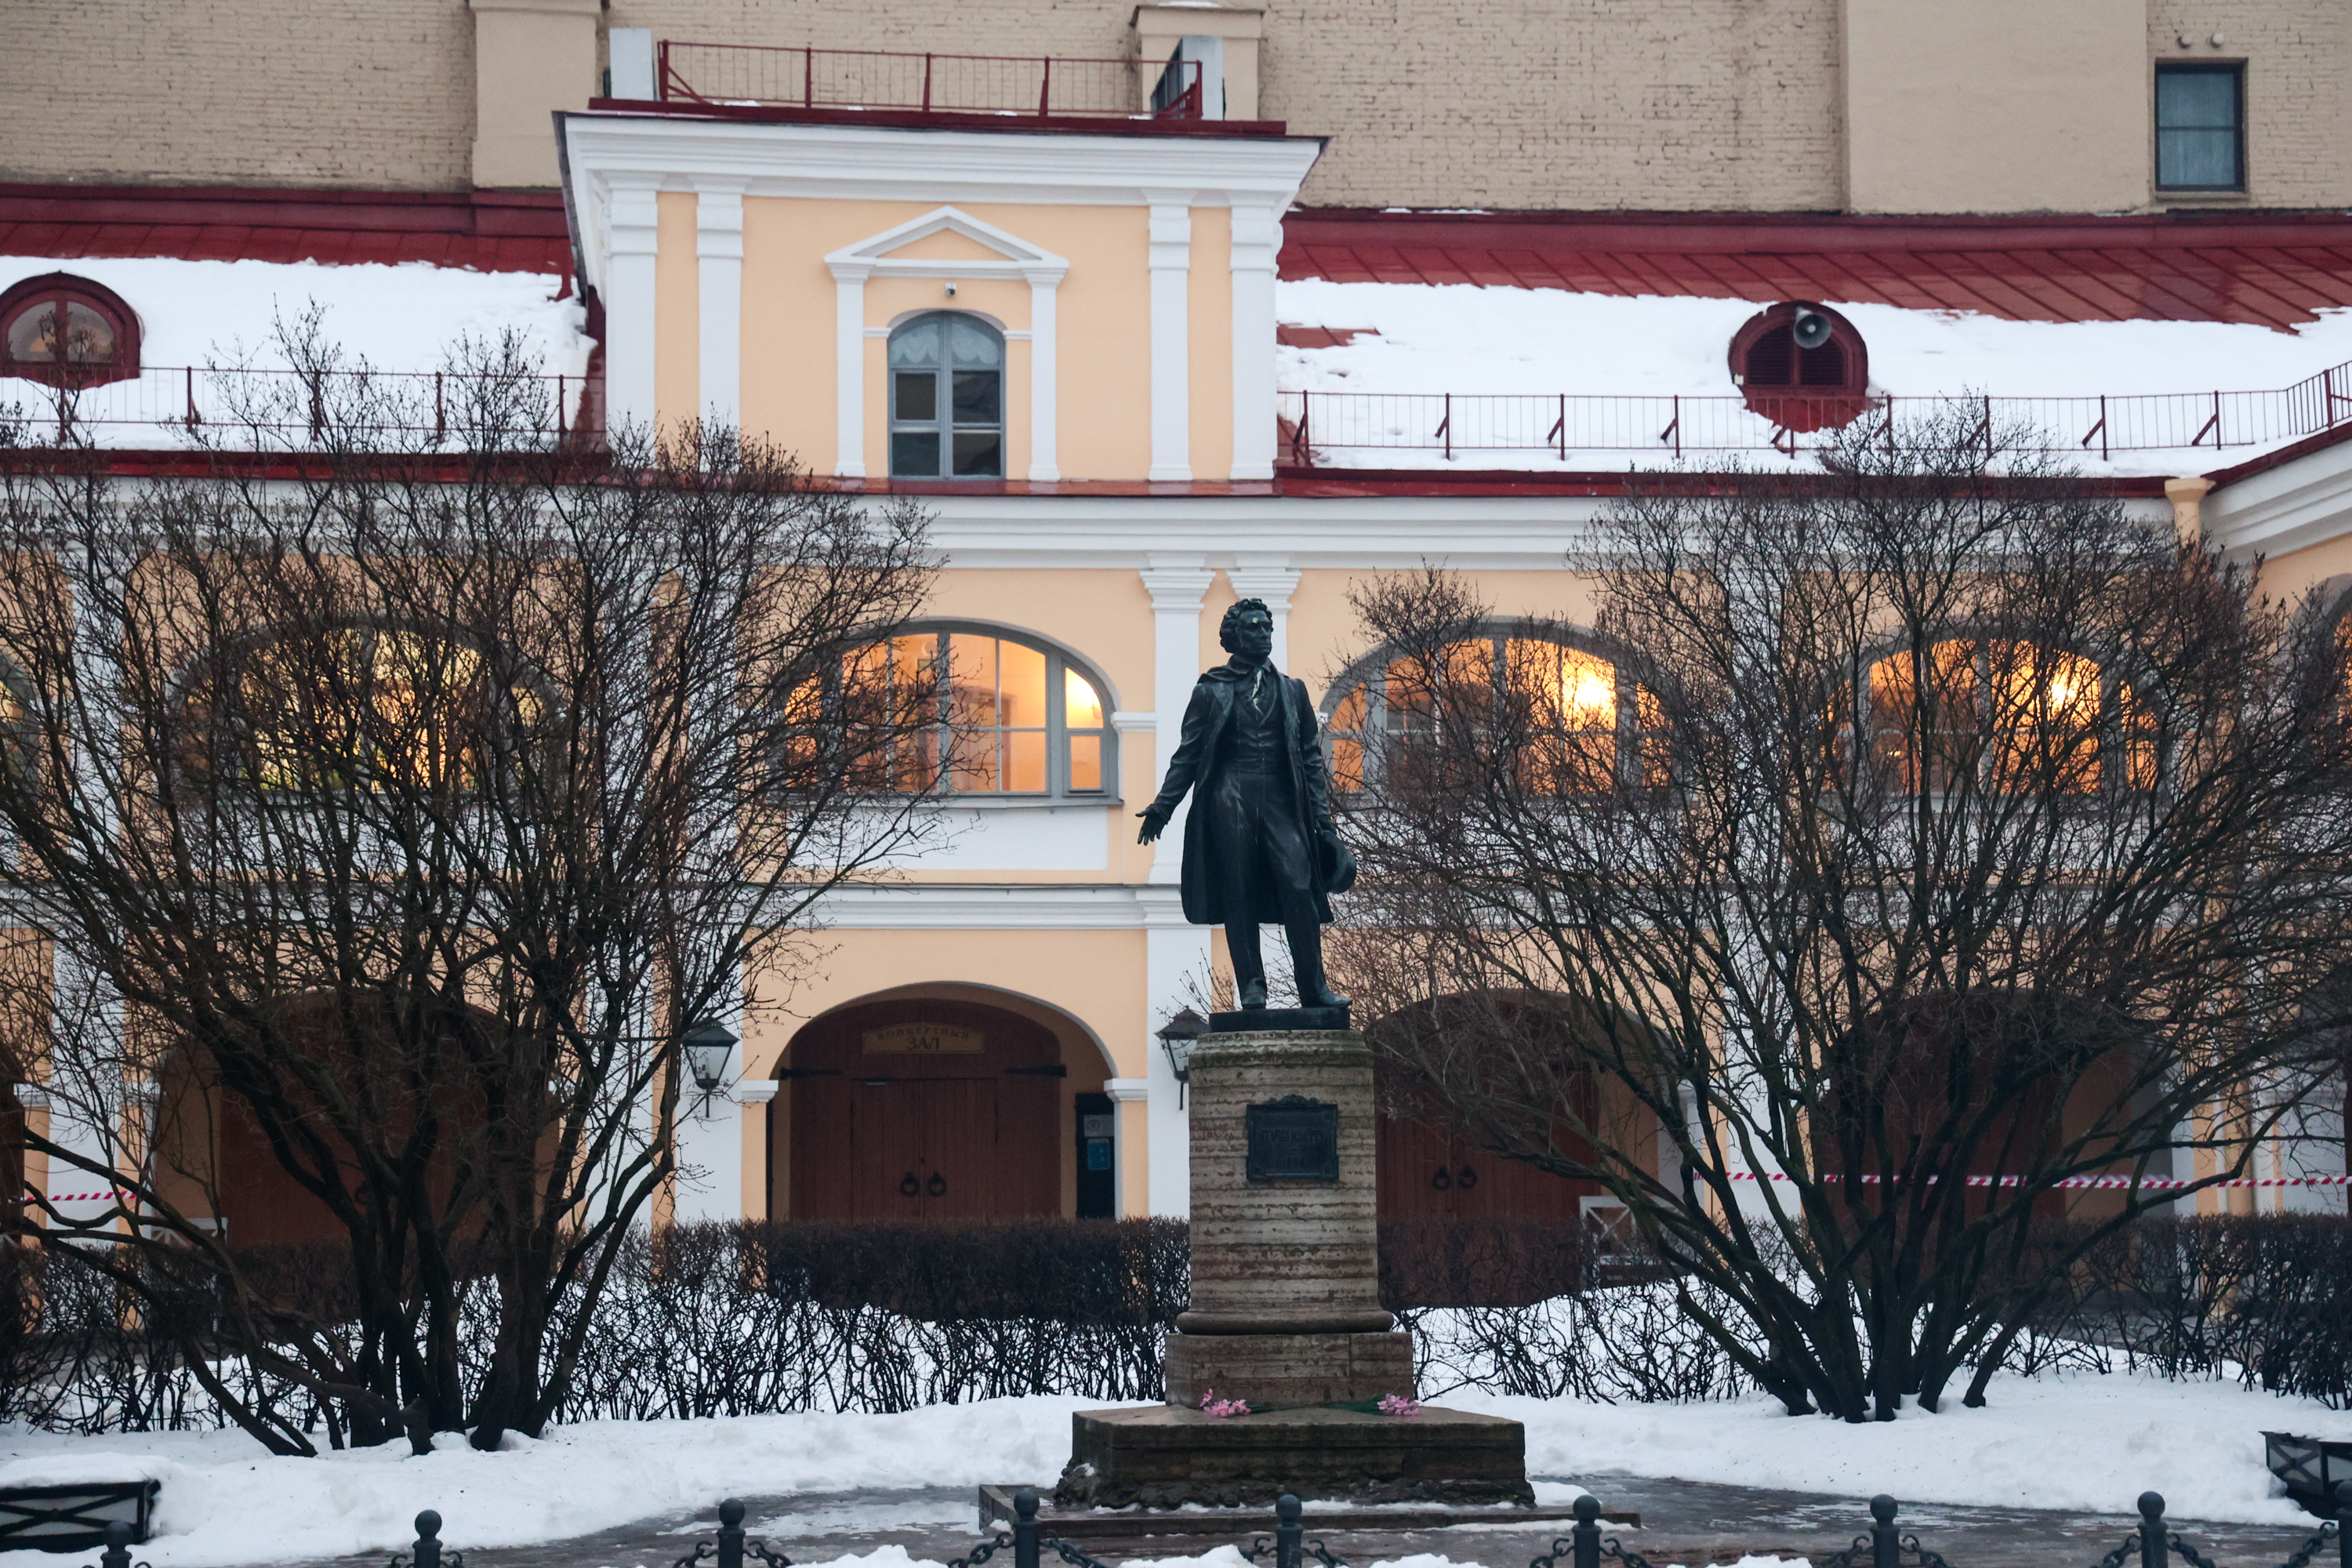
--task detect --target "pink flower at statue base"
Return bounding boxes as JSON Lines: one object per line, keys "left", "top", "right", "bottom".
{"left": 1199, "top": 1388, "right": 1250, "bottom": 1419}
{"left": 1377, "top": 1393, "right": 1421, "bottom": 1418}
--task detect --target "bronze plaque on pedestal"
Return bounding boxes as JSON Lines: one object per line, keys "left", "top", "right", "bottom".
{"left": 1245, "top": 1095, "right": 1340, "bottom": 1181}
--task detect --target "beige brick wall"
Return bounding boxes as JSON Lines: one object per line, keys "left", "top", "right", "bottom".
{"left": 611, "top": 0, "right": 1846, "bottom": 210}
{"left": 0, "top": 0, "right": 474, "bottom": 190}
{"left": 1260, "top": 0, "right": 1844, "bottom": 210}
{"left": 2, "top": 0, "right": 2347, "bottom": 212}
{"left": 2147, "top": 0, "right": 2352, "bottom": 209}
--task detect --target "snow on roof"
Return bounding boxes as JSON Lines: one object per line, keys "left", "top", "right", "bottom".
{"left": 1274, "top": 278, "right": 2352, "bottom": 475}
{"left": 0, "top": 253, "right": 590, "bottom": 379}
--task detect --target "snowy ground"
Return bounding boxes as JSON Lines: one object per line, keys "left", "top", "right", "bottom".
{"left": 2, "top": 1374, "right": 2345, "bottom": 1568}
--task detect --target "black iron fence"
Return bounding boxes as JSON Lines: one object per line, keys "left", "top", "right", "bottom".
{"left": 66, "top": 1479, "right": 2338, "bottom": 1568}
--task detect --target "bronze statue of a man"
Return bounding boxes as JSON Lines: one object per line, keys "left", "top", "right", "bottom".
{"left": 1137, "top": 598, "right": 1352, "bottom": 1012}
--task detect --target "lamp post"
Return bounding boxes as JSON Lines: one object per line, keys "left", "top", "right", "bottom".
{"left": 680, "top": 1018, "right": 737, "bottom": 1116}
{"left": 1156, "top": 1007, "right": 1207, "bottom": 1109}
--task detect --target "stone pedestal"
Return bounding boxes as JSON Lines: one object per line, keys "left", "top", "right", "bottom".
{"left": 1058, "top": 1028, "right": 1530, "bottom": 1508}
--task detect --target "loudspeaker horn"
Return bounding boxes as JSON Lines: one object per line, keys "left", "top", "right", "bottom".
{"left": 1791, "top": 308, "right": 1833, "bottom": 351}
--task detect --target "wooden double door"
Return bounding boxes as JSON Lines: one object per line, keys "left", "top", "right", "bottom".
{"left": 786, "top": 999, "right": 1061, "bottom": 1220}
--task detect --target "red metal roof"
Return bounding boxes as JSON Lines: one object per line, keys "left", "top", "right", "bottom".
{"left": 0, "top": 184, "right": 574, "bottom": 278}
{"left": 1279, "top": 210, "right": 2352, "bottom": 329}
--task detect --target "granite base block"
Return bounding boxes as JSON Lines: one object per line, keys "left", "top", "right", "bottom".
{"left": 1163, "top": 1330, "right": 1415, "bottom": 1410}
{"left": 1055, "top": 1403, "right": 1534, "bottom": 1510}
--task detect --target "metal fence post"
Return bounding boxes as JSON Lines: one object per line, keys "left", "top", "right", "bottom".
{"left": 2137, "top": 1492, "right": 2168, "bottom": 1568}
{"left": 411, "top": 1510, "right": 445, "bottom": 1568}
{"left": 1867, "top": 1496, "right": 1899, "bottom": 1568}
{"left": 97, "top": 1521, "right": 133, "bottom": 1568}
{"left": 1012, "top": 1486, "right": 1041, "bottom": 1568}
{"left": 1274, "top": 1494, "right": 1304, "bottom": 1568}
{"left": 2335, "top": 1480, "right": 2351, "bottom": 1568}
{"left": 717, "top": 1499, "right": 748, "bottom": 1568}
{"left": 1570, "top": 1494, "right": 1602, "bottom": 1568}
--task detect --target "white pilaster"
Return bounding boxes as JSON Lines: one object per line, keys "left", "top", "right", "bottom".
{"left": 1140, "top": 560, "right": 1216, "bottom": 885}
{"left": 831, "top": 263, "right": 872, "bottom": 477}
{"left": 1146, "top": 197, "right": 1194, "bottom": 483}
{"left": 1143, "top": 887, "right": 1212, "bottom": 1218}
{"left": 1104, "top": 1076, "right": 1150, "bottom": 1218}
{"left": 673, "top": 990, "right": 748, "bottom": 1225}
{"left": 1025, "top": 272, "right": 1061, "bottom": 482}
{"left": 694, "top": 184, "right": 745, "bottom": 432}
{"left": 1229, "top": 201, "right": 1283, "bottom": 480}
{"left": 603, "top": 183, "right": 662, "bottom": 435}
{"left": 1224, "top": 560, "right": 1301, "bottom": 669}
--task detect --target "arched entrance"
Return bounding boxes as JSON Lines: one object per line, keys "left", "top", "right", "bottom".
{"left": 780, "top": 994, "right": 1087, "bottom": 1220}
{"left": 153, "top": 993, "right": 497, "bottom": 1249}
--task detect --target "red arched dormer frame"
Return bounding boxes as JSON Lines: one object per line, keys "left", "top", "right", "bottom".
{"left": 0, "top": 273, "right": 143, "bottom": 389}
{"left": 1726, "top": 300, "right": 1868, "bottom": 434}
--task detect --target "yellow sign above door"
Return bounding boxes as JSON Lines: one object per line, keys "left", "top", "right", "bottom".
{"left": 862, "top": 1022, "right": 986, "bottom": 1054}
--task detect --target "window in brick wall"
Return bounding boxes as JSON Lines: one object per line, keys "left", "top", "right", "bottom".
{"left": 2155, "top": 63, "right": 2245, "bottom": 191}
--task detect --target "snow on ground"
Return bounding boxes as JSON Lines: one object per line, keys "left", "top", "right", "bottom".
{"left": 2, "top": 1373, "right": 2347, "bottom": 1567}
{"left": 0, "top": 254, "right": 592, "bottom": 377}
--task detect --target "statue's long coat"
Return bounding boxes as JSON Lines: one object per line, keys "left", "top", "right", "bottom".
{"left": 1145, "top": 662, "right": 1339, "bottom": 926}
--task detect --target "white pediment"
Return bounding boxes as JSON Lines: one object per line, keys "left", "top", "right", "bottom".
{"left": 825, "top": 205, "right": 1069, "bottom": 283}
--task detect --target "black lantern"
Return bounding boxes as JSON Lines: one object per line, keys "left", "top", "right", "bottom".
{"left": 680, "top": 1018, "right": 738, "bottom": 1099}
{"left": 1156, "top": 1007, "right": 1208, "bottom": 1108}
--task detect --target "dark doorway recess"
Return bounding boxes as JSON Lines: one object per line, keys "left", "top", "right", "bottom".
{"left": 786, "top": 996, "right": 1061, "bottom": 1219}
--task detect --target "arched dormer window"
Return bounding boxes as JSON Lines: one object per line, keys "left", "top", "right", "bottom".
{"left": 183, "top": 624, "right": 548, "bottom": 795}
{"left": 1323, "top": 625, "right": 1668, "bottom": 796}
{"left": 1861, "top": 638, "right": 2154, "bottom": 797}
{"left": 1728, "top": 301, "right": 1867, "bottom": 433}
{"left": 888, "top": 313, "right": 1004, "bottom": 479}
{"left": 808, "top": 624, "right": 1114, "bottom": 800}
{"left": 0, "top": 274, "right": 141, "bottom": 389}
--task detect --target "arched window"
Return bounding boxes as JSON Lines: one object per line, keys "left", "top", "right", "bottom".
{"left": 813, "top": 624, "right": 1113, "bottom": 799}
{"left": 1863, "top": 638, "right": 2154, "bottom": 796}
{"left": 1325, "top": 626, "right": 1668, "bottom": 796}
{"left": 1728, "top": 301, "right": 1867, "bottom": 433}
{"left": 186, "top": 624, "right": 547, "bottom": 793}
{"left": 0, "top": 274, "right": 140, "bottom": 389}
{"left": 888, "top": 313, "right": 1004, "bottom": 479}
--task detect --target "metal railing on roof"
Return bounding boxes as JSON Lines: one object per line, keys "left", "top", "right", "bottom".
{"left": 1278, "top": 359, "right": 2352, "bottom": 466}
{"left": 654, "top": 40, "right": 1200, "bottom": 120}
{"left": 0, "top": 366, "right": 597, "bottom": 452}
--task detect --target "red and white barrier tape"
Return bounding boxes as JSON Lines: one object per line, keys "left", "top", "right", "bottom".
{"left": 1723, "top": 1171, "right": 2351, "bottom": 1189}
{"left": 4, "top": 1190, "right": 133, "bottom": 1205}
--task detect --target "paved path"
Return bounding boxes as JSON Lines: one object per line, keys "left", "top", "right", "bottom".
{"left": 281, "top": 1476, "right": 2334, "bottom": 1568}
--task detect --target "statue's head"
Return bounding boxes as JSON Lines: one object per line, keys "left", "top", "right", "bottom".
{"left": 1220, "top": 599, "right": 1275, "bottom": 661}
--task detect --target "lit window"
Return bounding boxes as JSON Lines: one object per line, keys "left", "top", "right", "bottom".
{"left": 194, "top": 626, "right": 543, "bottom": 793}
{"left": 813, "top": 626, "right": 1112, "bottom": 799}
{"left": 888, "top": 313, "right": 1004, "bottom": 479}
{"left": 2156, "top": 64, "right": 2244, "bottom": 192}
{"left": 0, "top": 274, "right": 140, "bottom": 389}
{"left": 1865, "top": 639, "right": 2147, "bottom": 796}
{"left": 1326, "top": 629, "right": 1666, "bottom": 795}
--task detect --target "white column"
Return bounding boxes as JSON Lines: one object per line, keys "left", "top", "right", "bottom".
{"left": 829, "top": 263, "right": 872, "bottom": 478}
{"left": 1103, "top": 1076, "right": 1150, "bottom": 1218}
{"left": 602, "top": 183, "right": 662, "bottom": 436}
{"left": 1146, "top": 197, "right": 1194, "bottom": 483}
{"left": 1225, "top": 560, "right": 1301, "bottom": 669}
{"left": 1229, "top": 201, "right": 1283, "bottom": 481}
{"left": 1025, "top": 272, "right": 1062, "bottom": 482}
{"left": 1140, "top": 561, "right": 1216, "bottom": 884}
{"left": 672, "top": 982, "right": 749, "bottom": 1225}
{"left": 695, "top": 184, "right": 745, "bottom": 432}
{"left": 1143, "top": 889, "right": 1212, "bottom": 1218}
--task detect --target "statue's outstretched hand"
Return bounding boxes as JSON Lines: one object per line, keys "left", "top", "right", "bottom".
{"left": 1137, "top": 804, "right": 1172, "bottom": 844}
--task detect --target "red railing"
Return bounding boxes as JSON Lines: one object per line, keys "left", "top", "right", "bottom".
{"left": 0, "top": 366, "right": 597, "bottom": 450}
{"left": 1279, "top": 360, "right": 2352, "bottom": 466}
{"left": 655, "top": 40, "right": 1200, "bottom": 120}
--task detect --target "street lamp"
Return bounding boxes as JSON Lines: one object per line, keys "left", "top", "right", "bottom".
{"left": 680, "top": 1018, "right": 738, "bottom": 1110}
{"left": 1156, "top": 1007, "right": 1207, "bottom": 1109}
